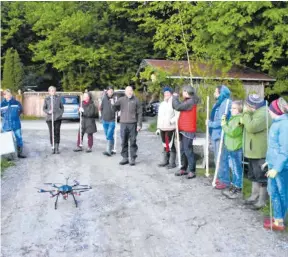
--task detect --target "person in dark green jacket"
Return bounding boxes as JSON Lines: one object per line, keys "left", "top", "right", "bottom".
{"left": 221, "top": 101, "right": 244, "bottom": 199}
{"left": 241, "top": 94, "right": 272, "bottom": 210}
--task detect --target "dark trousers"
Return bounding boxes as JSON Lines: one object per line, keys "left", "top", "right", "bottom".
{"left": 77, "top": 131, "right": 93, "bottom": 148}
{"left": 120, "top": 123, "right": 138, "bottom": 159}
{"left": 247, "top": 158, "right": 267, "bottom": 186}
{"left": 46, "top": 120, "right": 62, "bottom": 145}
{"left": 180, "top": 134, "right": 196, "bottom": 172}
{"left": 160, "top": 130, "right": 176, "bottom": 152}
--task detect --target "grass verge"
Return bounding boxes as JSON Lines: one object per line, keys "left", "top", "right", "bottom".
{"left": 21, "top": 115, "right": 42, "bottom": 120}
{"left": 1, "top": 158, "right": 15, "bottom": 176}
{"left": 148, "top": 121, "right": 157, "bottom": 132}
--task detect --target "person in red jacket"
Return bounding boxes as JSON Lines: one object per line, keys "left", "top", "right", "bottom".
{"left": 172, "top": 86, "right": 199, "bottom": 179}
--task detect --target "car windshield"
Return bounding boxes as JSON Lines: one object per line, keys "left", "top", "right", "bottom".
{"left": 61, "top": 96, "right": 79, "bottom": 104}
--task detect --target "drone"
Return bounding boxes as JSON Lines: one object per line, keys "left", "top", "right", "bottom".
{"left": 36, "top": 176, "right": 92, "bottom": 209}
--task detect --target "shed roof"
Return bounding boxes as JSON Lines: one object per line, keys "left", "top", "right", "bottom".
{"left": 139, "top": 59, "right": 275, "bottom": 82}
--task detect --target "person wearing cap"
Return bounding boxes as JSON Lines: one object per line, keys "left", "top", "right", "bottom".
{"left": 208, "top": 85, "right": 232, "bottom": 189}
{"left": 156, "top": 86, "right": 178, "bottom": 169}
{"left": 241, "top": 94, "right": 272, "bottom": 210}
{"left": 100, "top": 87, "right": 117, "bottom": 156}
{"left": 0, "top": 89, "right": 26, "bottom": 158}
{"left": 172, "top": 85, "right": 199, "bottom": 179}
{"left": 112, "top": 86, "right": 142, "bottom": 166}
{"left": 262, "top": 98, "right": 288, "bottom": 231}
{"left": 43, "top": 86, "right": 64, "bottom": 154}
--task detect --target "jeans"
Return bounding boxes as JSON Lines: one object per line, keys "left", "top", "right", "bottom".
{"left": 102, "top": 120, "right": 115, "bottom": 142}
{"left": 227, "top": 148, "right": 243, "bottom": 188}
{"left": 180, "top": 134, "right": 196, "bottom": 172}
{"left": 2, "top": 128, "right": 23, "bottom": 147}
{"left": 120, "top": 123, "right": 138, "bottom": 159}
{"left": 268, "top": 170, "right": 288, "bottom": 220}
{"left": 46, "top": 120, "right": 62, "bottom": 145}
{"left": 212, "top": 139, "right": 230, "bottom": 185}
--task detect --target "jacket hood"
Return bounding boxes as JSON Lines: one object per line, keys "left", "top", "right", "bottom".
{"left": 273, "top": 113, "right": 288, "bottom": 122}
{"left": 218, "top": 85, "right": 231, "bottom": 102}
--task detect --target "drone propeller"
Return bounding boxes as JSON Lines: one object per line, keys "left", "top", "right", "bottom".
{"left": 72, "top": 187, "right": 92, "bottom": 191}
{"left": 44, "top": 183, "right": 62, "bottom": 185}
{"left": 35, "top": 187, "right": 56, "bottom": 194}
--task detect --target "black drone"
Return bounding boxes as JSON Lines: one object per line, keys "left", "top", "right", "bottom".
{"left": 36, "top": 177, "right": 92, "bottom": 209}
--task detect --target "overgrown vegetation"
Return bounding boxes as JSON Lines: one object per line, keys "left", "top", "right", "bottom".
{"left": 1, "top": 158, "right": 14, "bottom": 176}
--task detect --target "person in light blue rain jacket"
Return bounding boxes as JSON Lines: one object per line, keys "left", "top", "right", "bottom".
{"left": 263, "top": 98, "right": 288, "bottom": 231}
{"left": 0, "top": 89, "right": 26, "bottom": 158}
{"left": 208, "top": 85, "right": 232, "bottom": 189}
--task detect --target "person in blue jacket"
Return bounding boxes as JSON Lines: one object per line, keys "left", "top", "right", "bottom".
{"left": 208, "top": 85, "right": 232, "bottom": 189}
{"left": 0, "top": 89, "right": 26, "bottom": 158}
{"left": 263, "top": 98, "right": 288, "bottom": 231}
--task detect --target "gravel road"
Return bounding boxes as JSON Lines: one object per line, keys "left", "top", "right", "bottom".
{"left": 1, "top": 122, "right": 288, "bottom": 257}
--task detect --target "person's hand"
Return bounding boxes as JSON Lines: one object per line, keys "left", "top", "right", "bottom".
{"left": 79, "top": 107, "right": 84, "bottom": 113}
{"left": 261, "top": 162, "right": 268, "bottom": 171}
{"left": 110, "top": 98, "right": 115, "bottom": 105}
{"left": 221, "top": 115, "right": 226, "bottom": 126}
{"left": 173, "top": 92, "right": 178, "bottom": 97}
{"left": 266, "top": 169, "right": 278, "bottom": 178}
{"left": 155, "top": 129, "right": 160, "bottom": 136}
{"left": 48, "top": 110, "right": 52, "bottom": 114}
{"left": 205, "top": 119, "right": 209, "bottom": 126}
{"left": 137, "top": 126, "right": 141, "bottom": 132}
{"left": 243, "top": 105, "right": 253, "bottom": 113}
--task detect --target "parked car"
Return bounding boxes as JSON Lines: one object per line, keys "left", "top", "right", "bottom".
{"left": 145, "top": 101, "right": 160, "bottom": 117}
{"left": 61, "top": 95, "right": 80, "bottom": 120}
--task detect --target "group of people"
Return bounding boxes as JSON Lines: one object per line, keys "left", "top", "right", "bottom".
{"left": 1, "top": 84, "right": 287, "bottom": 231}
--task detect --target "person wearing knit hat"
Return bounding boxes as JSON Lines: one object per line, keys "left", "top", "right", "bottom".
{"left": 241, "top": 94, "right": 272, "bottom": 210}
{"left": 262, "top": 98, "right": 288, "bottom": 231}
{"left": 156, "top": 86, "right": 177, "bottom": 169}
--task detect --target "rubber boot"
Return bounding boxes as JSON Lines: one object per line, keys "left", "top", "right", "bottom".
{"left": 243, "top": 182, "right": 260, "bottom": 205}
{"left": 17, "top": 147, "right": 26, "bottom": 158}
{"left": 175, "top": 153, "right": 188, "bottom": 176}
{"left": 250, "top": 186, "right": 268, "bottom": 210}
{"left": 158, "top": 152, "right": 169, "bottom": 167}
{"left": 119, "top": 158, "right": 129, "bottom": 165}
{"left": 103, "top": 141, "right": 112, "bottom": 156}
{"left": 51, "top": 145, "right": 55, "bottom": 154}
{"left": 167, "top": 151, "right": 176, "bottom": 169}
{"left": 55, "top": 144, "right": 60, "bottom": 154}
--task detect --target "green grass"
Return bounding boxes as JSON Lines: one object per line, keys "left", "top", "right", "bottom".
{"left": 148, "top": 121, "right": 157, "bottom": 132}
{"left": 1, "top": 158, "right": 15, "bottom": 176}
{"left": 21, "top": 115, "right": 42, "bottom": 120}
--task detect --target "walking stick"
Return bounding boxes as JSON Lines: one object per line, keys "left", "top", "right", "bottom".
{"left": 212, "top": 99, "right": 230, "bottom": 187}
{"left": 175, "top": 111, "right": 182, "bottom": 169}
{"left": 266, "top": 100, "right": 273, "bottom": 232}
{"left": 205, "top": 96, "right": 210, "bottom": 177}
{"left": 51, "top": 96, "right": 55, "bottom": 150}
{"left": 113, "top": 96, "right": 118, "bottom": 154}
{"left": 79, "top": 95, "right": 83, "bottom": 147}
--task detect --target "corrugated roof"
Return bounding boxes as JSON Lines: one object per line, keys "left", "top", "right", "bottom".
{"left": 140, "top": 59, "right": 275, "bottom": 82}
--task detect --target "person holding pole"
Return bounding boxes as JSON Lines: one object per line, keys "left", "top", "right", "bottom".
{"left": 100, "top": 87, "right": 117, "bottom": 156}
{"left": 262, "top": 98, "right": 288, "bottom": 231}
{"left": 208, "top": 85, "right": 231, "bottom": 189}
{"left": 43, "top": 86, "right": 64, "bottom": 154}
{"left": 73, "top": 92, "right": 97, "bottom": 153}
{"left": 241, "top": 94, "right": 271, "bottom": 210}
{"left": 1, "top": 89, "right": 26, "bottom": 158}
{"left": 172, "top": 85, "right": 199, "bottom": 179}
{"left": 112, "top": 86, "right": 142, "bottom": 166}
{"left": 155, "top": 86, "right": 177, "bottom": 169}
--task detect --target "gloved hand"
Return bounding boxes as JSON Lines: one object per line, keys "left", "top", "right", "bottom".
{"left": 155, "top": 129, "right": 160, "bottom": 136}
{"left": 221, "top": 115, "right": 226, "bottom": 126}
{"left": 266, "top": 169, "right": 278, "bottom": 178}
{"left": 261, "top": 162, "right": 268, "bottom": 171}
{"left": 110, "top": 98, "right": 115, "bottom": 105}
{"left": 79, "top": 107, "right": 84, "bottom": 113}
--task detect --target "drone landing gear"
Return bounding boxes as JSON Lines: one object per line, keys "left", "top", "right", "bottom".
{"left": 54, "top": 193, "right": 59, "bottom": 210}
{"left": 72, "top": 193, "right": 78, "bottom": 208}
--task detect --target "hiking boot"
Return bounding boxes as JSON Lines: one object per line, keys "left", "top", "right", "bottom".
{"left": 167, "top": 152, "right": 176, "bottom": 169}
{"left": 103, "top": 141, "right": 112, "bottom": 156}
{"left": 51, "top": 146, "right": 55, "bottom": 154}
{"left": 175, "top": 170, "right": 188, "bottom": 176}
{"left": 158, "top": 152, "right": 169, "bottom": 167}
{"left": 55, "top": 144, "right": 60, "bottom": 154}
{"left": 243, "top": 182, "right": 260, "bottom": 205}
{"left": 249, "top": 186, "right": 268, "bottom": 210}
{"left": 86, "top": 148, "right": 92, "bottom": 153}
{"left": 17, "top": 147, "right": 26, "bottom": 158}
{"left": 73, "top": 146, "right": 83, "bottom": 152}
{"left": 187, "top": 172, "right": 196, "bottom": 179}
{"left": 119, "top": 158, "right": 129, "bottom": 165}
{"left": 222, "top": 185, "right": 235, "bottom": 197}
{"left": 215, "top": 182, "right": 228, "bottom": 190}
{"left": 264, "top": 219, "right": 285, "bottom": 231}
{"left": 130, "top": 158, "right": 136, "bottom": 166}
{"left": 225, "top": 187, "right": 242, "bottom": 199}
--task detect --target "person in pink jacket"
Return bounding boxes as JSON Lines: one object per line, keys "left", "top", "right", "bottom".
{"left": 156, "top": 87, "right": 178, "bottom": 169}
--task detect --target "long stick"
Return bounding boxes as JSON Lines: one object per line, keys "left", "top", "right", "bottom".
{"left": 51, "top": 96, "right": 55, "bottom": 150}
{"left": 212, "top": 99, "right": 230, "bottom": 187}
{"left": 79, "top": 95, "right": 83, "bottom": 147}
{"left": 113, "top": 96, "right": 118, "bottom": 153}
{"left": 205, "top": 96, "right": 210, "bottom": 177}
{"left": 175, "top": 112, "right": 182, "bottom": 169}
{"left": 178, "top": 8, "right": 193, "bottom": 88}
{"left": 266, "top": 100, "right": 272, "bottom": 232}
